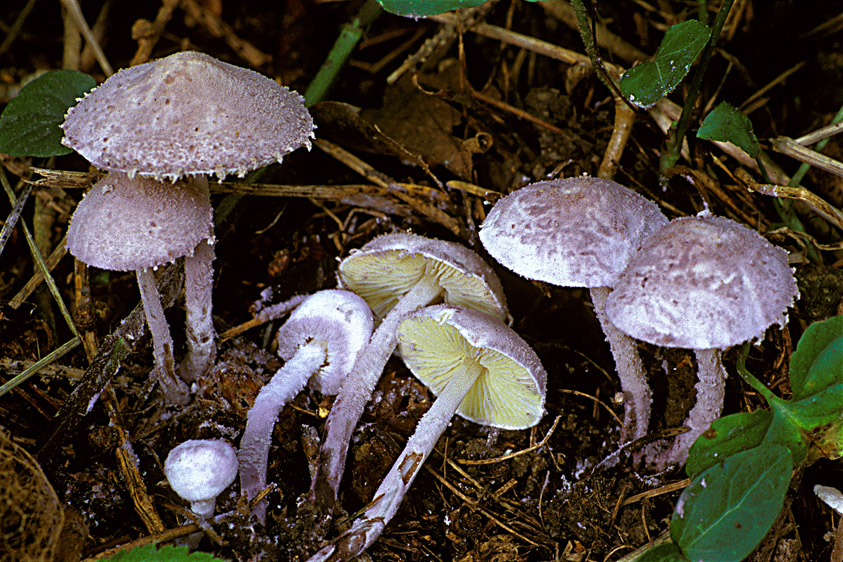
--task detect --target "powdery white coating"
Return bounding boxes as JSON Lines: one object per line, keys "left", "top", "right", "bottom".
{"left": 66, "top": 172, "right": 213, "bottom": 271}
{"left": 61, "top": 51, "right": 315, "bottom": 181}
{"left": 480, "top": 177, "right": 668, "bottom": 288}
{"left": 275, "top": 289, "right": 374, "bottom": 395}
{"left": 338, "top": 232, "right": 508, "bottom": 322}
{"left": 397, "top": 305, "right": 546, "bottom": 430}
{"left": 164, "top": 439, "right": 238, "bottom": 505}
{"left": 605, "top": 214, "right": 799, "bottom": 349}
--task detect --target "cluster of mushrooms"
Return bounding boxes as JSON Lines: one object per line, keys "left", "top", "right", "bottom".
{"left": 59, "top": 51, "right": 799, "bottom": 559}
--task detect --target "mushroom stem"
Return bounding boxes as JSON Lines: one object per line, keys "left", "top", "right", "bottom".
{"left": 308, "top": 275, "right": 444, "bottom": 526}
{"left": 307, "top": 357, "right": 485, "bottom": 562}
{"left": 136, "top": 268, "right": 189, "bottom": 405}
{"left": 239, "top": 341, "right": 327, "bottom": 522}
{"left": 590, "top": 286, "right": 651, "bottom": 443}
{"left": 659, "top": 349, "right": 726, "bottom": 468}
{"left": 179, "top": 236, "right": 217, "bottom": 383}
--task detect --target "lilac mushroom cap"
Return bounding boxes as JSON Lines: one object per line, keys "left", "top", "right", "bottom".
{"left": 479, "top": 176, "right": 668, "bottom": 444}
{"left": 605, "top": 214, "right": 798, "bottom": 349}
{"left": 66, "top": 172, "right": 213, "bottom": 271}
{"left": 61, "top": 50, "right": 315, "bottom": 181}
{"left": 479, "top": 177, "right": 667, "bottom": 288}
{"left": 274, "top": 289, "right": 374, "bottom": 396}
{"left": 164, "top": 439, "right": 238, "bottom": 520}
{"left": 605, "top": 213, "right": 799, "bottom": 466}
{"left": 306, "top": 305, "right": 546, "bottom": 562}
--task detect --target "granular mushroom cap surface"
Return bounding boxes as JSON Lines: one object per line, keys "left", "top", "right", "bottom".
{"left": 605, "top": 214, "right": 799, "bottom": 349}
{"left": 480, "top": 176, "right": 668, "bottom": 288}
{"left": 61, "top": 51, "right": 315, "bottom": 181}
{"left": 66, "top": 172, "right": 213, "bottom": 271}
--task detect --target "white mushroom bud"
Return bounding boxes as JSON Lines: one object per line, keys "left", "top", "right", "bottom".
{"left": 164, "top": 439, "right": 238, "bottom": 519}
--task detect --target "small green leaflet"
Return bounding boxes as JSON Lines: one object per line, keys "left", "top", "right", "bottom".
{"left": 620, "top": 20, "right": 711, "bottom": 109}
{"left": 671, "top": 444, "right": 791, "bottom": 562}
{"left": 377, "top": 0, "right": 486, "bottom": 16}
{"left": 0, "top": 69, "right": 96, "bottom": 157}
{"left": 377, "top": 0, "right": 540, "bottom": 17}
{"left": 697, "top": 101, "right": 760, "bottom": 158}
{"left": 104, "top": 544, "right": 227, "bottom": 562}
{"left": 789, "top": 315, "right": 843, "bottom": 401}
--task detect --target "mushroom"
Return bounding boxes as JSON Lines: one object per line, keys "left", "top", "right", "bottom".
{"left": 479, "top": 176, "right": 668, "bottom": 443}
{"left": 61, "top": 50, "right": 315, "bottom": 383}
{"left": 814, "top": 485, "right": 843, "bottom": 561}
{"left": 164, "top": 438, "right": 238, "bottom": 520}
{"left": 306, "top": 305, "right": 546, "bottom": 562}
{"left": 238, "top": 290, "right": 373, "bottom": 522}
{"left": 604, "top": 213, "right": 798, "bottom": 467}
{"left": 307, "top": 232, "right": 508, "bottom": 526}
{"left": 66, "top": 171, "right": 214, "bottom": 404}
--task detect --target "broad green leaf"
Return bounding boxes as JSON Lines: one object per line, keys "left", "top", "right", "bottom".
{"left": 377, "top": 0, "right": 487, "bottom": 16}
{"left": 105, "top": 544, "right": 227, "bottom": 562}
{"left": 697, "top": 101, "right": 760, "bottom": 158}
{"left": 671, "top": 444, "right": 792, "bottom": 562}
{"left": 790, "top": 315, "right": 843, "bottom": 401}
{"left": 619, "top": 20, "right": 711, "bottom": 109}
{"left": 0, "top": 69, "right": 96, "bottom": 157}
{"left": 686, "top": 410, "right": 772, "bottom": 479}
{"left": 635, "top": 541, "right": 689, "bottom": 562}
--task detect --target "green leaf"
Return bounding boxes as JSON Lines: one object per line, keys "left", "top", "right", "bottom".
{"left": 619, "top": 20, "right": 711, "bottom": 109}
{"left": 764, "top": 406, "right": 808, "bottom": 466}
{"left": 697, "top": 101, "right": 760, "bottom": 158}
{"left": 0, "top": 69, "right": 96, "bottom": 157}
{"left": 777, "top": 383, "right": 843, "bottom": 431}
{"left": 671, "top": 444, "right": 792, "bottom": 562}
{"left": 789, "top": 315, "right": 843, "bottom": 401}
{"left": 686, "top": 410, "right": 772, "bottom": 479}
{"left": 635, "top": 541, "right": 690, "bottom": 562}
{"left": 105, "top": 544, "right": 227, "bottom": 562}
{"left": 377, "top": 0, "right": 487, "bottom": 16}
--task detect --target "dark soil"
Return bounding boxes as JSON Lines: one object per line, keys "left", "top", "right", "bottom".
{"left": 2, "top": 1, "right": 843, "bottom": 561}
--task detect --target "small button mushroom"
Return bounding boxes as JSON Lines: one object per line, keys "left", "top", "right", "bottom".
{"left": 238, "top": 290, "right": 373, "bottom": 522}
{"left": 164, "top": 439, "right": 238, "bottom": 520}
{"left": 61, "top": 50, "right": 315, "bottom": 385}
{"left": 306, "top": 305, "right": 546, "bottom": 562}
{"left": 309, "top": 232, "right": 508, "bottom": 526}
{"left": 605, "top": 213, "right": 799, "bottom": 467}
{"left": 480, "top": 176, "right": 668, "bottom": 444}
{"left": 66, "top": 172, "right": 214, "bottom": 405}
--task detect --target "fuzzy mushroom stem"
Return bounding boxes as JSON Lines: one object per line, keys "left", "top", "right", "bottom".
{"left": 179, "top": 235, "right": 217, "bottom": 383}
{"left": 307, "top": 358, "right": 484, "bottom": 562}
{"left": 590, "top": 286, "right": 651, "bottom": 443}
{"left": 239, "top": 341, "right": 327, "bottom": 522}
{"left": 307, "top": 275, "right": 444, "bottom": 525}
{"left": 658, "top": 349, "right": 726, "bottom": 468}
{"left": 136, "top": 268, "right": 189, "bottom": 405}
